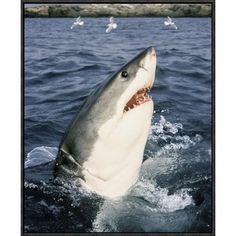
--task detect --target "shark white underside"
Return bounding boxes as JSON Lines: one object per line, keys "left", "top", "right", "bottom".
{"left": 81, "top": 101, "right": 153, "bottom": 198}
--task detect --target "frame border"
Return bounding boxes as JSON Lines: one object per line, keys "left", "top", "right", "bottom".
{"left": 21, "top": 0, "right": 215, "bottom": 235}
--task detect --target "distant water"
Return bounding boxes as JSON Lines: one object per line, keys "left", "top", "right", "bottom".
{"left": 24, "top": 17, "right": 212, "bottom": 232}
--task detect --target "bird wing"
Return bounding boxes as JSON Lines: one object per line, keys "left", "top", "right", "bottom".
{"left": 167, "top": 16, "right": 172, "bottom": 23}
{"left": 109, "top": 16, "right": 114, "bottom": 23}
{"left": 76, "top": 16, "right": 81, "bottom": 22}
{"left": 106, "top": 25, "right": 113, "bottom": 33}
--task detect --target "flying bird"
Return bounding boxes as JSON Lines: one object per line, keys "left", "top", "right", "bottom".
{"left": 71, "top": 16, "right": 84, "bottom": 29}
{"left": 164, "top": 16, "right": 178, "bottom": 30}
{"left": 106, "top": 16, "right": 117, "bottom": 33}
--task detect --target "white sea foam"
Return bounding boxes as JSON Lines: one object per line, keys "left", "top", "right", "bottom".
{"left": 148, "top": 115, "right": 202, "bottom": 156}
{"left": 149, "top": 115, "right": 183, "bottom": 137}
{"left": 130, "top": 179, "right": 194, "bottom": 213}
{"left": 24, "top": 181, "right": 38, "bottom": 189}
{"left": 25, "top": 146, "right": 58, "bottom": 168}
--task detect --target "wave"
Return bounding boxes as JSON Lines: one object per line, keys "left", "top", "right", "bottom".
{"left": 160, "top": 49, "right": 210, "bottom": 63}
{"left": 25, "top": 146, "right": 58, "bottom": 168}
{"left": 158, "top": 64, "right": 209, "bottom": 80}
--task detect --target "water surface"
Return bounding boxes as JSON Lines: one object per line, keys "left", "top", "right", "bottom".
{"left": 24, "top": 17, "right": 212, "bottom": 232}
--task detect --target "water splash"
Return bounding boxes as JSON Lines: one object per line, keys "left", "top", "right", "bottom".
{"left": 148, "top": 115, "right": 202, "bottom": 156}
{"left": 92, "top": 180, "right": 194, "bottom": 232}
{"left": 25, "top": 146, "right": 58, "bottom": 168}
{"left": 130, "top": 179, "right": 194, "bottom": 213}
{"left": 149, "top": 115, "right": 183, "bottom": 136}
{"left": 24, "top": 181, "right": 38, "bottom": 189}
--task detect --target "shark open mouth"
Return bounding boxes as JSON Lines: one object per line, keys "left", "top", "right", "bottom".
{"left": 124, "top": 87, "right": 151, "bottom": 113}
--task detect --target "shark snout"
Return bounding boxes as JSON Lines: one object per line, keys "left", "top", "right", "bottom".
{"left": 140, "top": 47, "right": 157, "bottom": 63}
{"left": 137, "top": 47, "right": 157, "bottom": 88}
{"left": 148, "top": 46, "right": 156, "bottom": 57}
{"left": 143, "top": 46, "right": 157, "bottom": 58}
{"left": 139, "top": 47, "right": 157, "bottom": 74}
{"left": 150, "top": 47, "right": 156, "bottom": 57}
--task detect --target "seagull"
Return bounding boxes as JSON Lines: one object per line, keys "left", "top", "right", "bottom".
{"left": 164, "top": 16, "right": 178, "bottom": 30}
{"left": 106, "top": 16, "right": 117, "bottom": 33}
{"left": 71, "top": 16, "right": 84, "bottom": 29}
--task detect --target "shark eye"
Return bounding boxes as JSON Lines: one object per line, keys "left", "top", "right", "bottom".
{"left": 121, "top": 71, "right": 128, "bottom": 78}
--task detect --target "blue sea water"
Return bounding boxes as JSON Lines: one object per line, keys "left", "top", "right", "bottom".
{"left": 24, "top": 17, "right": 212, "bottom": 233}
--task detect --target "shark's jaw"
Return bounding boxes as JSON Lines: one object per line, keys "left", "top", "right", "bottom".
{"left": 124, "top": 87, "right": 151, "bottom": 113}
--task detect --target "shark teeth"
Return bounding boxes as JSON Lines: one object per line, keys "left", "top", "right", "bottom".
{"left": 123, "top": 86, "right": 151, "bottom": 113}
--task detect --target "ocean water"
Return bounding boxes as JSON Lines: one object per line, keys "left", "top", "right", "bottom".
{"left": 24, "top": 17, "right": 212, "bottom": 232}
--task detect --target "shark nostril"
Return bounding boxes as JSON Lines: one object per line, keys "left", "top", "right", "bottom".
{"left": 139, "top": 64, "right": 148, "bottom": 72}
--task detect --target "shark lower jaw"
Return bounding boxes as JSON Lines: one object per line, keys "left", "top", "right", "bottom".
{"left": 123, "top": 86, "right": 152, "bottom": 114}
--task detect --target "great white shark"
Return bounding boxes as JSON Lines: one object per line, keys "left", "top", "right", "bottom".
{"left": 54, "top": 47, "right": 157, "bottom": 198}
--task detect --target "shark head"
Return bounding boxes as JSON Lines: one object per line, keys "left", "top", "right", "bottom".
{"left": 55, "top": 47, "right": 157, "bottom": 197}
{"left": 92, "top": 47, "right": 157, "bottom": 148}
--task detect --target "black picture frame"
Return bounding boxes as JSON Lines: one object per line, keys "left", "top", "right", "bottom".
{"left": 21, "top": 0, "right": 215, "bottom": 235}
